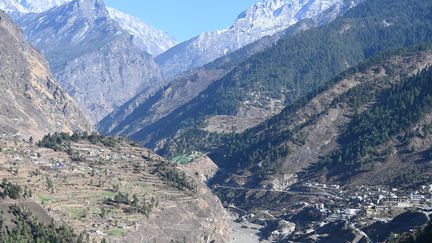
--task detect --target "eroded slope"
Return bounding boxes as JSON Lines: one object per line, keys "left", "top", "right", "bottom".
{"left": 0, "top": 10, "right": 92, "bottom": 140}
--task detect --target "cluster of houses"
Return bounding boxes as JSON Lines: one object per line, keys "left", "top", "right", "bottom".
{"left": 302, "top": 182, "right": 432, "bottom": 225}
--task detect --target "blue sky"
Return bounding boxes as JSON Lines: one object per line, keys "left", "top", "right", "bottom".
{"left": 105, "top": 0, "right": 259, "bottom": 42}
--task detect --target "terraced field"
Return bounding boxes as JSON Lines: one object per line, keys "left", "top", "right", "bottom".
{"left": 0, "top": 138, "right": 228, "bottom": 242}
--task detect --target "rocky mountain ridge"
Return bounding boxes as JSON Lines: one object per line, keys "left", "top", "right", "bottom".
{"left": 0, "top": 9, "right": 92, "bottom": 139}
{"left": 156, "top": 0, "right": 362, "bottom": 78}
{"left": 17, "top": 0, "right": 71, "bottom": 12}
{"left": 0, "top": 0, "right": 178, "bottom": 123}
{"left": 13, "top": 0, "right": 164, "bottom": 122}
{"left": 0, "top": 0, "right": 176, "bottom": 56}
{"left": 107, "top": 7, "right": 177, "bottom": 56}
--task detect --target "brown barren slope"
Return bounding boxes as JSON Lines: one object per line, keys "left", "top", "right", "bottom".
{"left": 0, "top": 10, "right": 92, "bottom": 140}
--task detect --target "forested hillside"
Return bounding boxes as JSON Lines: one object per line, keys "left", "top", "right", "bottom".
{"left": 130, "top": 0, "right": 432, "bottom": 154}
{"left": 326, "top": 67, "right": 432, "bottom": 167}
{"left": 313, "top": 63, "right": 432, "bottom": 184}
{"left": 159, "top": 45, "right": 432, "bottom": 187}
{"left": 207, "top": 45, "right": 432, "bottom": 208}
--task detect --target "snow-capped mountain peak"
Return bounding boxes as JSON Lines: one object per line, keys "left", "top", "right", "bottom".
{"left": 232, "top": 0, "right": 346, "bottom": 36}
{"left": 258, "top": 0, "right": 286, "bottom": 10}
{"left": 0, "top": 0, "right": 176, "bottom": 57}
{"left": 0, "top": 0, "right": 72, "bottom": 13}
{"left": 63, "top": 0, "right": 107, "bottom": 20}
{"left": 18, "top": 0, "right": 72, "bottom": 12}
{"left": 0, "top": 0, "right": 106, "bottom": 14}
{"left": 0, "top": 0, "right": 29, "bottom": 13}
{"left": 107, "top": 7, "right": 177, "bottom": 56}
{"left": 157, "top": 0, "right": 362, "bottom": 78}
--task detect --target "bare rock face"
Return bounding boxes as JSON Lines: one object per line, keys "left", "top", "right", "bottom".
{"left": 0, "top": 10, "right": 92, "bottom": 139}
{"left": 53, "top": 35, "right": 162, "bottom": 123}
{"left": 183, "top": 154, "right": 220, "bottom": 183}
{"left": 15, "top": 0, "right": 163, "bottom": 123}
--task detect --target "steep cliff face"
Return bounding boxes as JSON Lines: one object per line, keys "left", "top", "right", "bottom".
{"left": 0, "top": 10, "right": 92, "bottom": 139}
{"left": 53, "top": 35, "right": 162, "bottom": 123}
{"left": 15, "top": 0, "right": 163, "bottom": 122}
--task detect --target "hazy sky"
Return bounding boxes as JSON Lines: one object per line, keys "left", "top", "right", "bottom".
{"left": 105, "top": 0, "right": 259, "bottom": 42}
